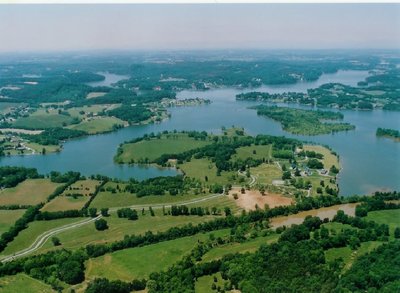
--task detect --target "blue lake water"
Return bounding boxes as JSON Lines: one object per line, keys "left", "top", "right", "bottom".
{"left": 1, "top": 70, "right": 399, "bottom": 196}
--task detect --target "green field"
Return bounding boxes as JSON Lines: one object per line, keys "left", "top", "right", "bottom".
{"left": 68, "top": 117, "right": 125, "bottom": 134}
{"left": 0, "top": 273, "right": 54, "bottom": 293}
{"left": 0, "top": 209, "right": 26, "bottom": 235}
{"left": 186, "top": 195, "right": 240, "bottom": 214}
{"left": 90, "top": 182, "right": 206, "bottom": 209}
{"left": 115, "top": 133, "right": 211, "bottom": 163}
{"left": 195, "top": 272, "right": 226, "bottom": 293}
{"left": 36, "top": 213, "right": 221, "bottom": 254}
{"left": 366, "top": 209, "right": 400, "bottom": 237}
{"left": 0, "top": 179, "right": 62, "bottom": 206}
{"left": 25, "top": 142, "right": 60, "bottom": 154}
{"left": 0, "top": 217, "right": 82, "bottom": 257}
{"left": 325, "top": 241, "right": 384, "bottom": 271}
{"left": 303, "top": 144, "right": 339, "bottom": 169}
{"left": 201, "top": 233, "right": 279, "bottom": 263}
{"left": 13, "top": 109, "right": 75, "bottom": 129}
{"left": 42, "top": 180, "right": 100, "bottom": 211}
{"left": 232, "top": 144, "right": 272, "bottom": 161}
{"left": 66, "top": 105, "right": 111, "bottom": 118}
{"left": 250, "top": 163, "right": 282, "bottom": 185}
{"left": 86, "top": 230, "right": 229, "bottom": 281}
{"left": 179, "top": 158, "right": 238, "bottom": 185}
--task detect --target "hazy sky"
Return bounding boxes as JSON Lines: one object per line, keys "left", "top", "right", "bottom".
{"left": 0, "top": 4, "right": 399, "bottom": 52}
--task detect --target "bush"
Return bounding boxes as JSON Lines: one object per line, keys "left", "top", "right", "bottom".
{"left": 94, "top": 219, "right": 108, "bottom": 231}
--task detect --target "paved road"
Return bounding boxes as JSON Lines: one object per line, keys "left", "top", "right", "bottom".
{"left": 0, "top": 193, "right": 224, "bottom": 263}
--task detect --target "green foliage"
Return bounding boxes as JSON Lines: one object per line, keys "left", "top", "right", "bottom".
{"left": 0, "top": 166, "right": 40, "bottom": 188}
{"left": 338, "top": 241, "right": 400, "bottom": 292}
{"left": 23, "top": 128, "right": 87, "bottom": 145}
{"left": 307, "top": 158, "right": 324, "bottom": 169}
{"left": 94, "top": 219, "right": 108, "bottom": 231}
{"left": 116, "top": 208, "right": 138, "bottom": 220}
{"left": 108, "top": 105, "right": 153, "bottom": 124}
{"left": 253, "top": 105, "right": 355, "bottom": 135}
{"left": 376, "top": 127, "right": 400, "bottom": 140}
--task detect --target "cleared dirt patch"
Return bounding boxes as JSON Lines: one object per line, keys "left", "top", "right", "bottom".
{"left": 229, "top": 187, "right": 293, "bottom": 211}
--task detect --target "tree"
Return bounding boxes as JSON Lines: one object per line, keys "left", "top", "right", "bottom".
{"left": 59, "top": 260, "right": 84, "bottom": 284}
{"left": 51, "top": 236, "right": 61, "bottom": 246}
{"left": 100, "top": 208, "right": 109, "bottom": 217}
{"left": 89, "top": 208, "right": 97, "bottom": 218}
{"left": 282, "top": 171, "right": 291, "bottom": 180}
{"left": 394, "top": 227, "right": 400, "bottom": 239}
{"left": 95, "top": 219, "right": 108, "bottom": 231}
{"left": 224, "top": 207, "right": 232, "bottom": 217}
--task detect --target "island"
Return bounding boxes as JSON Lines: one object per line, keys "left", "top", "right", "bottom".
{"left": 250, "top": 105, "right": 355, "bottom": 135}
{"left": 376, "top": 127, "right": 400, "bottom": 142}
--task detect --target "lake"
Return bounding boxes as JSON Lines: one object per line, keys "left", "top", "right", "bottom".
{"left": 1, "top": 70, "right": 399, "bottom": 196}
{"left": 86, "top": 72, "right": 130, "bottom": 87}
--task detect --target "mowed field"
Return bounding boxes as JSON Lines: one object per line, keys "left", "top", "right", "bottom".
{"left": 365, "top": 209, "right": 400, "bottom": 237}
{"left": 179, "top": 158, "right": 238, "bottom": 185}
{"left": 116, "top": 133, "right": 212, "bottom": 163}
{"left": 250, "top": 163, "right": 282, "bottom": 185}
{"left": 0, "top": 217, "right": 83, "bottom": 257}
{"left": 42, "top": 180, "right": 100, "bottom": 212}
{"left": 68, "top": 117, "right": 125, "bottom": 134}
{"left": 12, "top": 109, "right": 75, "bottom": 129}
{"left": 86, "top": 230, "right": 229, "bottom": 281}
{"left": 201, "top": 233, "right": 279, "bottom": 263}
{"left": 0, "top": 179, "right": 62, "bottom": 206}
{"left": 232, "top": 144, "right": 272, "bottom": 161}
{"left": 90, "top": 182, "right": 209, "bottom": 209}
{"left": 304, "top": 144, "right": 339, "bottom": 169}
{"left": 0, "top": 209, "right": 26, "bottom": 235}
{"left": 0, "top": 273, "right": 54, "bottom": 293}
{"left": 195, "top": 272, "right": 226, "bottom": 293}
{"left": 36, "top": 212, "right": 222, "bottom": 255}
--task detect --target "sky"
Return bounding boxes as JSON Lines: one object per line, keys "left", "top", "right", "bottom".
{"left": 0, "top": 4, "right": 399, "bottom": 52}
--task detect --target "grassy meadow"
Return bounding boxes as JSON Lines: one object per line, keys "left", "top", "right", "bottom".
{"left": 0, "top": 274, "right": 54, "bottom": 293}
{"left": 0, "top": 179, "right": 62, "bottom": 206}
{"left": 115, "top": 133, "right": 212, "bottom": 163}
{"left": 0, "top": 209, "right": 27, "bottom": 235}
{"left": 86, "top": 230, "right": 229, "bottom": 281}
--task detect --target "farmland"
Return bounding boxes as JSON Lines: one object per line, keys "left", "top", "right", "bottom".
{"left": 0, "top": 179, "right": 62, "bottom": 206}
{"left": 115, "top": 132, "right": 212, "bottom": 164}
{"left": 41, "top": 180, "right": 100, "bottom": 212}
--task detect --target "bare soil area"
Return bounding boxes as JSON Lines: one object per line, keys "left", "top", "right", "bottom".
{"left": 229, "top": 187, "right": 293, "bottom": 211}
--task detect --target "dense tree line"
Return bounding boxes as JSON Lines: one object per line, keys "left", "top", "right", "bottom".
{"left": 22, "top": 127, "right": 87, "bottom": 145}
{"left": 376, "top": 127, "right": 400, "bottom": 139}
{"left": 170, "top": 205, "right": 223, "bottom": 216}
{"left": 0, "top": 204, "right": 32, "bottom": 210}
{"left": 0, "top": 204, "right": 43, "bottom": 252}
{"left": 124, "top": 175, "right": 196, "bottom": 197}
{"left": 0, "top": 166, "right": 41, "bottom": 188}
{"left": 297, "top": 150, "right": 324, "bottom": 159}
{"left": 49, "top": 171, "right": 81, "bottom": 183}
{"left": 116, "top": 208, "right": 138, "bottom": 220}
{"left": 36, "top": 209, "right": 86, "bottom": 221}
{"left": 86, "top": 278, "right": 146, "bottom": 293}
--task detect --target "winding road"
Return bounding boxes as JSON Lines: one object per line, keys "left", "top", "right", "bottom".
{"left": 0, "top": 193, "right": 224, "bottom": 263}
